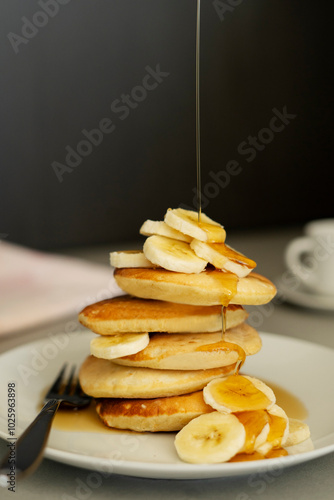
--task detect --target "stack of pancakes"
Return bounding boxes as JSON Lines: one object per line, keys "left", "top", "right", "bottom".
{"left": 79, "top": 209, "right": 276, "bottom": 433}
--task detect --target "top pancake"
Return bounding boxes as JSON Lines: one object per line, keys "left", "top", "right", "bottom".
{"left": 78, "top": 295, "right": 248, "bottom": 334}
{"left": 114, "top": 268, "right": 276, "bottom": 306}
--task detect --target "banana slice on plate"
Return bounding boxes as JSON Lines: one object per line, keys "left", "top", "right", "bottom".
{"left": 190, "top": 240, "right": 256, "bottom": 278}
{"left": 90, "top": 333, "right": 149, "bottom": 359}
{"left": 285, "top": 418, "right": 310, "bottom": 447}
{"left": 174, "top": 411, "right": 246, "bottom": 464}
{"left": 203, "top": 375, "right": 276, "bottom": 413}
{"left": 140, "top": 220, "right": 192, "bottom": 242}
{"left": 110, "top": 250, "right": 154, "bottom": 268}
{"left": 143, "top": 235, "right": 207, "bottom": 274}
{"left": 164, "top": 208, "right": 226, "bottom": 243}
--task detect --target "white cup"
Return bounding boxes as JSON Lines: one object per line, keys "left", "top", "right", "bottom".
{"left": 285, "top": 219, "right": 334, "bottom": 295}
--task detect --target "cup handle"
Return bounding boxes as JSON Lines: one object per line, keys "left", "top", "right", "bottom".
{"left": 285, "top": 237, "right": 318, "bottom": 287}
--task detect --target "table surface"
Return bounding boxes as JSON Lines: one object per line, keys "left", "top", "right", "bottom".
{"left": 1, "top": 226, "right": 334, "bottom": 500}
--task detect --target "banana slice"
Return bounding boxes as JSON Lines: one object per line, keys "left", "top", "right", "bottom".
{"left": 285, "top": 418, "right": 310, "bottom": 447}
{"left": 143, "top": 235, "right": 207, "bottom": 274}
{"left": 174, "top": 411, "right": 246, "bottom": 464}
{"left": 164, "top": 208, "right": 226, "bottom": 243}
{"left": 90, "top": 333, "right": 149, "bottom": 360}
{"left": 190, "top": 240, "right": 256, "bottom": 278}
{"left": 110, "top": 250, "right": 154, "bottom": 268}
{"left": 140, "top": 220, "right": 192, "bottom": 242}
{"left": 203, "top": 375, "right": 276, "bottom": 413}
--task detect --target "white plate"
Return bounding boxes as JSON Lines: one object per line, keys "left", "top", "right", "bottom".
{"left": 0, "top": 331, "right": 334, "bottom": 480}
{"left": 276, "top": 275, "right": 334, "bottom": 311}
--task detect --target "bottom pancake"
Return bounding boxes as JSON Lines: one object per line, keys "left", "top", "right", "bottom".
{"left": 96, "top": 391, "right": 213, "bottom": 432}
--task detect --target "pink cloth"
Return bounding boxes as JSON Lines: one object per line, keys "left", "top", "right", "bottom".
{"left": 0, "top": 241, "right": 123, "bottom": 335}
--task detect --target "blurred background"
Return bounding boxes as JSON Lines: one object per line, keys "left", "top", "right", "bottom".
{"left": 1, "top": 0, "right": 333, "bottom": 250}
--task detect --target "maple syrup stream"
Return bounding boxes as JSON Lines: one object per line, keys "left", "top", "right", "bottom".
{"left": 196, "top": 0, "right": 202, "bottom": 224}
{"left": 195, "top": 0, "right": 244, "bottom": 373}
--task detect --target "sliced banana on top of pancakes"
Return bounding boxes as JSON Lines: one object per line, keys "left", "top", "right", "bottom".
{"left": 190, "top": 239, "right": 256, "bottom": 278}
{"left": 109, "top": 207, "right": 276, "bottom": 306}
{"left": 140, "top": 219, "right": 192, "bottom": 242}
{"left": 110, "top": 208, "right": 276, "bottom": 292}
{"left": 143, "top": 235, "right": 207, "bottom": 274}
{"left": 164, "top": 208, "right": 226, "bottom": 243}
{"left": 110, "top": 250, "right": 153, "bottom": 269}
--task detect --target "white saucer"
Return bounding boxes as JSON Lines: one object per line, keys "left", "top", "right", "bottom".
{"left": 276, "top": 274, "right": 334, "bottom": 311}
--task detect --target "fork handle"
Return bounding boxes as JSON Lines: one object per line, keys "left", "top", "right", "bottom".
{"left": 0, "top": 399, "right": 61, "bottom": 481}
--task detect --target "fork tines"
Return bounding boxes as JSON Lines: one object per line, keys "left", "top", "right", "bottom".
{"left": 47, "top": 363, "right": 76, "bottom": 397}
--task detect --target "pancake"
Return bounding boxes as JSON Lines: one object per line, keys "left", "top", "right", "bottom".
{"left": 79, "top": 355, "right": 236, "bottom": 399}
{"left": 113, "top": 323, "right": 261, "bottom": 370}
{"left": 78, "top": 295, "right": 248, "bottom": 335}
{"left": 114, "top": 268, "right": 276, "bottom": 306}
{"left": 96, "top": 390, "right": 213, "bottom": 432}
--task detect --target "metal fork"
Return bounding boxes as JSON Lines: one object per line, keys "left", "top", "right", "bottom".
{"left": 0, "top": 364, "right": 91, "bottom": 482}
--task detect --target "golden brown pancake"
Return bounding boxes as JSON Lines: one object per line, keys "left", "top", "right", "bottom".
{"left": 79, "top": 355, "right": 236, "bottom": 399}
{"left": 78, "top": 295, "right": 248, "bottom": 335}
{"left": 96, "top": 390, "right": 213, "bottom": 432}
{"left": 114, "top": 268, "right": 276, "bottom": 306}
{"left": 112, "top": 323, "right": 261, "bottom": 370}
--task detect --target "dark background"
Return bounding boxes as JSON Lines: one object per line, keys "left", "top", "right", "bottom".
{"left": 1, "top": 0, "right": 333, "bottom": 250}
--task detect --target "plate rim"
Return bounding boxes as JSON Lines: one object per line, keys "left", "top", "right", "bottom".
{"left": 42, "top": 443, "right": 334, "bottom": 480}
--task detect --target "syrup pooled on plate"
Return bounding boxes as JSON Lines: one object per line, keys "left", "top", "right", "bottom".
{"left": 53, "top": 403, "right": 110, "bottom": 434}
{"left": 265, "top": 381, "right": 308, "bottom": 420}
